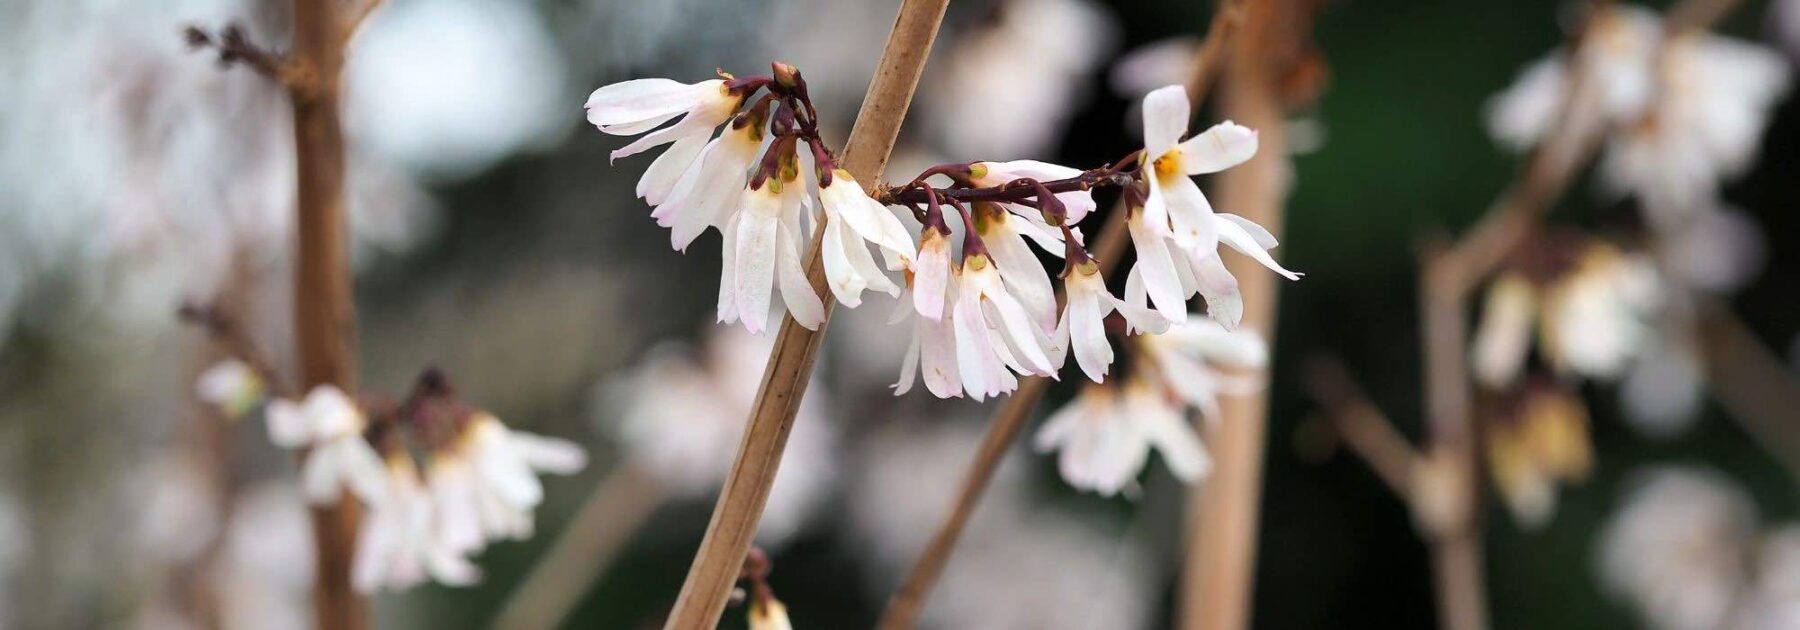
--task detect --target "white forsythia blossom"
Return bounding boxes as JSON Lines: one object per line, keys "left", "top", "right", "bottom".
{"left": 972, "top": 201, "right": 1073, "bottom": 334}
{"left": 1468, "top": 243, "right": 1663, "bottom": 387}
{"left": 429, "top": 413, "right": 587, "bottom": 552}
{"left": 265, "top": 385, "right": 387, "bottom": 505}
{"left": 1488, "top": 5, "right": 1790, "bottom": 224}
{"left": 952, "top": 253, "right": 1061, "bottom": 401}
{"left": 816, "top": 169, "right": 915, "bottom": 307}
{"left": 717, "top": 163, "right": 825, "bottom": 334}
{"left": 893, "top": 269, "right": 965, "bottom": 399}
{"left": 584, "top": 77, "right": 746, "bottom": 202}
{"left": 1132, "top": 85, "right": 1300, "bottom": 329}
{"left": 1599, "top": 467, "right": 1759, "bottom": 630}
{"left": 353, "top": 451, "right": 480, "bottom": 593}
{"left": 195, "top": 358, "right": 264, "bottom": 419}
{"left": 654, "top": 108, "right": 768, "bottom": 251}
{"left": 1056, "top": 257, "right": 1167, "bottom": 383}
{"left": 1035, "top": 315, "right": 1264, "bottom": 495}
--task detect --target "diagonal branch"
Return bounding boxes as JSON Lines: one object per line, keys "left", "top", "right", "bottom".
{"left": 660, "top": 1, "right": 951, "bottom": 627}
{"left": 1302, "top": 357, "right": 1419, "bottom": 498}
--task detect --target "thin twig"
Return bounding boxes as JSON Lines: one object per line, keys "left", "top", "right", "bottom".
{"left": 1696, "top": 301, "right": 1800, "bottom": 479}
{"left": 874, "top": 4, "right": 1243, "bottom": 628}
{"left": 1301, "top": 357, "right": 1420, "bottom": 498}
{"left": 490, "top": 464, "right": 666, "bottom": 630}
{"left": 661, "top": 1, "right": 950, "bottom": 627}
{"left": 339, "top": 0, "right": 385, "bottom": 47}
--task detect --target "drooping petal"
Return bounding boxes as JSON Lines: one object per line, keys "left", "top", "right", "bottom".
{"left": 716, "top": 212, "right": 740, "bottom": 325}
{"left": 733, "top": 192, "right": 781, "bottom": 334}
{"left": 776, "top": 222, "right": 825, "bottom": 330}
{"left": 1176, "top": 121, "right": 1258, "bottom": 174}
{"left": 820, "top": 217, "right": 866, "bottom": 307}
{"left": 984, "top": 221, "right": 1057, "bottom": 332}
{"left": 912, "top": 232, "right": 952, "bottom": 320}
{"left": 1132, "top": 389, "right": 1211, "bottom": 482}
{"left": 1215, "top": 214, "right": 1302, "bottom": 280}
{"left": 1189, "top": 252, "right": 1242, "bottom": 329}
{"left": 510, "top": 432, "right": 589, "bottom": 475}
{"left": 1067, "top": 280, "right": 1114, "bottom": 383}
{"left": 1128, "top": 213, "right": 1190, "bottom": 322}
{"left": 637, "top": 133, "right": 709, "bottom": 206}
{"left": 1141, "top": 85, "right": 1192, "bottom": 158}
{"left": 584, "top": 78, "right": 714, "bottom": 130}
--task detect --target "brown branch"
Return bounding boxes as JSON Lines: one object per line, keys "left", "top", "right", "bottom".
{"left": 490, "top": 464, "right": 666, "bottom": 630}
{"left": 1178, "top": 0, "right": 1312, "bottom": 627}
{"left": 1696, "top": 302, "right": 1800, "bottom": 479}
{"left": 874, "top": 4, "right": 1243, "bottom": 628}
{"left": 184, "top": 23, "right": 311, "bottom": 90}
{"left": 1302, "top": 357, "right": 1420, "bottom": 498}
{"left": 340, "top": 0, "right": 385, "bottom": 46}
{"left": 660, "top": 1, "right": 950, "bottom": 627}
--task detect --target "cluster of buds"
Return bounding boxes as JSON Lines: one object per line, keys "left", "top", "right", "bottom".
{"left": 195, "top": 362, "right": 586, "bottom": 593}
{"left": 587, "top": 63, "right": 1302, "bottom": 492}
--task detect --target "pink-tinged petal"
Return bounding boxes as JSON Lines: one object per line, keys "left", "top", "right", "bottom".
{"left": 1190, "top": 252, "right": 1243, "bottom": 329}
{"left": 1141, "top": 85, "right": 1192, "bottom": 157}
{"left": 584, "top": 78, "right": 715, "bottom": 130}
{"left": 1162, "top": 175, "right": 1219, "bottom": 253}
{"left": 1176, "top": 121, "right": 1258, "bottom": 174}
{"left": 776, "top": 223, "right": 825, "bottom": 330}
{"left": 733, "top": 194, "right": 780, "bottom": 334}
{"left": 1128, "top": 213, "right": 1191, "bottom": 322}
{"left": 637, "top": 133, "right": 709, "bottom": 205}
{"left": 1215, "top": 214, "right": 1301, "bottom": 280}
{"left": 913, "top": 232, "right": 952, "bottom": 320}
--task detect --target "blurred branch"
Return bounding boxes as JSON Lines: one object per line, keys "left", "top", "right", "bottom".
{"left": 1179, "top": 0, "right": 1317, "bottom": 627}
{"left": 873, "top": 5, "right": 1243, "bottom": 628}
{"left": 490, "top": 464, "right": 666, "bottom": 630}
{"left": 183, "top": 23, "right": 311, "bottom": 91}
{"left": 179, "top": 300, "right": 292, "bottom": 399}
{"left": 1302, "top": 357, "right": 1419, "bottom": 498}
{"left": 1697, "top": 302, "right": 1800, "bottom": 479}
{"left": 661, "top": 1, "right": 949, "bottom": 628}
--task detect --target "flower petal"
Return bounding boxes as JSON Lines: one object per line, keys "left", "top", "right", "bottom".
{"left": 1142, "top": 85, "right": 1191, "bottom": 158}
{"left": 1215, "top": 214, "right": 1301, "bottom": 280}
{"left": 1176, "top": 121, "right": 1258, "bottom": 174}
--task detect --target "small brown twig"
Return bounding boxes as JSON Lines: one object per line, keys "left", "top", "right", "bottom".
{"left": 183, "top": 23, "right": 311, "bottom": 90}
{"left": 339, "top": 0, "right": 385, "bottom": 47}
{"left": 179, "top": 300, "right": 292, "bottom": 399}
{"left": 874, "top": 3, "right": 1244, "bottom": 628}
{"left": 1302, "top": 357, "right": 1420, "bottom": 498}
{"left": 661, "top": 1, "right": 950, "bottom": 628}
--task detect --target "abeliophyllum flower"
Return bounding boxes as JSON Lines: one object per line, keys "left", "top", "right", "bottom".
{"left": 353, "top": 427, "right": 479, "bottom": 593}
{"left": 717, "top": 120, "right": 826, "bottom": 334}
{"left": 1035, "top": 314, "right": 1267, "bottom": 495}
{"left": 949, "top": 197, "right": 1063, "bottom": 401}
{"left": 893, "top": 210, "right": 964, "bottom": 398}
{"left": 265, "top": 385, "right": 388, "bottom": 505}
{"left": 1130, "top": 85, "right": 1301, "bottom": 329}
{"left": 584, "top": 71, "right": 759, "bottom": 203}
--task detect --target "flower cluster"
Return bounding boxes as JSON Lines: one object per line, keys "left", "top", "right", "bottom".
{"left": 195, "top": 363, "right": 586, "bottom": 593}
{"left": 587, "top": 65, "right": 1300, "bottom": 407}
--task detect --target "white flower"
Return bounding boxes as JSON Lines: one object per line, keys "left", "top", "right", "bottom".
{"left": 911, "top": 226, "right": 955, "bottom": 321}
{"left": 429, "top": 413, "right": 587, "bottom": 551}
{"left": 195, "top": 358, "right": 263, "bottom": 419}
{"left": 972, "top": 202, "right": 1070, "bottom": 334}
{"left": 893, "top": 272, "right": 964, "bottom": 398}
{"left": 1055, "top": 259, "right": 1166, "bottom": 383}
{"left": 1033, "top": 378, "right": 1208, "bottom": 496}
{"left": 265, "top": 385, "right": 388, "bottom": 505}
{"left": 718, "top": 173, "right": 825, "bottom": 334}
{"left": 816, "top": 169, "right": 914, "bottom": 307}
{"left": 1540, "top": 247, "right": 1661, "bottom": 379}
{"left": 1599, "top": 466, "right": 1757, "bottom": 630}
{"left": 653, "top": 110, "right": 766, "bottom": 251}
{"left": 1487, "top": 6, "right": 1661, "bottom": 151}
{"left": 952, "top": 253, "right": 1060, "bottom": 400}
{"left": 1139, "top": 86, "right": 1258, "bottom": 252}
{"left": 1137, "top": 316, "right": 1266, "bottom": 422}
{"left": 586, "top": 76, "right": 749, "bottom": 220}
{"left": 352, "top": 452, "right": 480, "bottom": 593}
{"left": 967, "top": 160, "right": 1098, "bottom": 223}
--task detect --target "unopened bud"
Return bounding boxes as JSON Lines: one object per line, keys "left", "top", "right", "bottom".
{"left": 771, "top": 61, "right": 800, "bottom": 90}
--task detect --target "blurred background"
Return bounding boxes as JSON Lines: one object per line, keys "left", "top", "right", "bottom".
{"left": 0, "top": 0, "right": 1796, "bottom": 628}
